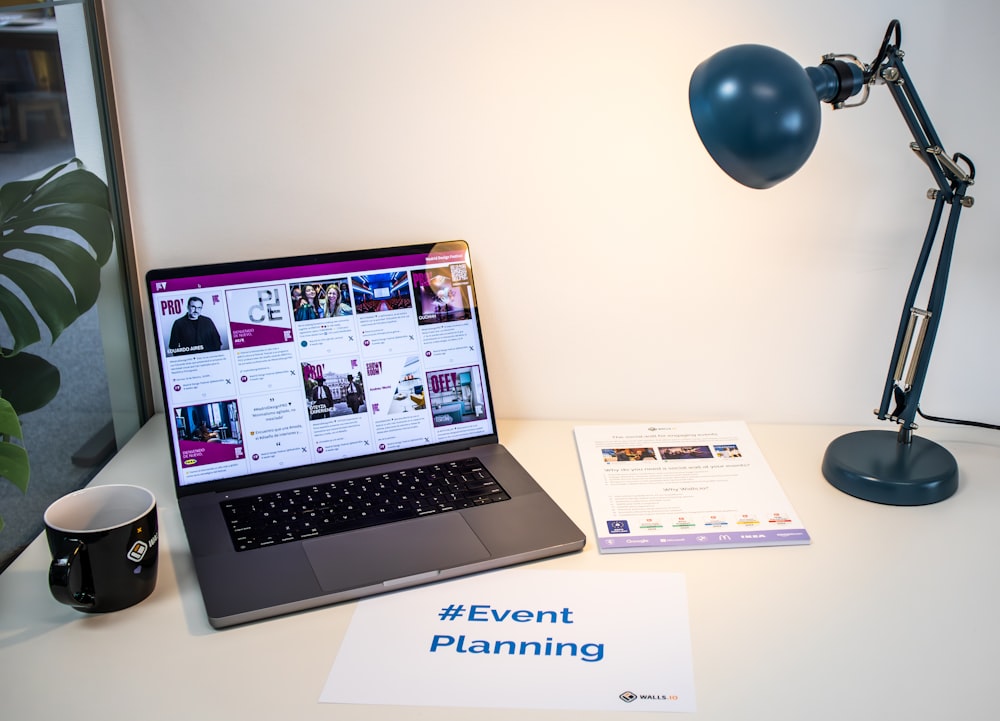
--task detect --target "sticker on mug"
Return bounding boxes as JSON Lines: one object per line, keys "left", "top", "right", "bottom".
{"left": 127, "top": 540, "right": 149, "bottom": 562}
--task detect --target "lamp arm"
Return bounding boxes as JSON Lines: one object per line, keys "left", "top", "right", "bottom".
{"left": 882, "top": 51, "right": 972, "bottom": 191}
{"left": 867, "top": 46, "right": 975, "bottom": 440}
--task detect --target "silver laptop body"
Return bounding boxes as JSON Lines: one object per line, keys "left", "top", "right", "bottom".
{"left": 146, "top": 240, "right": 585, "bottom": 628}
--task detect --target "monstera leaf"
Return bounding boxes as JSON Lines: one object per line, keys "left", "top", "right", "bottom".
{"left": 0, "top": 159, "right": 114, "bottom": 530}
{"left": 0, "top": 398, "right": 29, "bottom": 533}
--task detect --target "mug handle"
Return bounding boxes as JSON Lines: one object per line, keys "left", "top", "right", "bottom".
{"left": 49, "top": 541, "right": 96, "bottom": 609}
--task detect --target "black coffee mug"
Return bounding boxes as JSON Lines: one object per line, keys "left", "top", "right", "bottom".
{"left": 44, "top": 484, "right": 158, "bottom": 613}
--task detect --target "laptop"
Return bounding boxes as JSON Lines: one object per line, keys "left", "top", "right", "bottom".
{"left": 146, "top": 240, "right": 585, "bottom": 628}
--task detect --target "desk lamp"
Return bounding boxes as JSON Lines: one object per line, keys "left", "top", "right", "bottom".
{"left": 688, "top": 20, "right": 976, "bottom": 505}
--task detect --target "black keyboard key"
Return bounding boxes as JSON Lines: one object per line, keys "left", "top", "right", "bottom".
{"left": 221, "top": 457, "right": 510, "bottom": 551}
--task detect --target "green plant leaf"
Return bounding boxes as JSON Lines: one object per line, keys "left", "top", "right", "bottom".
{"left": 1, "top": 160, "right": 109, "bottom": 220}
{"left": 0, "top": 160, "right": 113, "bottom": 354}
{"left": 0, "top": 286, "right": 41, "bottom": 356}
{"left": 0, "top": 396, "right": 25, "bottom": 440}
{"left": 11, "top": 233, "right": 103, "bottom": 312}
{"left": 0, "top": 159, "right": 112, "bottom": 520}
{"left": 0, "top": 443, "right": 30, "bottom": 493}
{"left": 0, "top": 352, "right": 60, "bottom": 415}
{"left": 3, "top": 200, "right": 114, "bottom": 265}
{"left": 0, "top": 397, "right": 30, "bottom": 495}
{"left": 0, "top": 257, "right": 80, "bottom": 341}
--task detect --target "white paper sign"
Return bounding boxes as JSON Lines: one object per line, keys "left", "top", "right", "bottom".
{"left": 320, "top": 568, "right": 695, "bottom": 713}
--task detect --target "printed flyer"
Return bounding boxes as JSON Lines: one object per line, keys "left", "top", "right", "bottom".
{"left": 574, "top": 421, "right": 810, "bottom": 553}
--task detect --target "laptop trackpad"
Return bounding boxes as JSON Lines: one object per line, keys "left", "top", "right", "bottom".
{"left": 303, "top": 513, "right": 492, "bottom": 593}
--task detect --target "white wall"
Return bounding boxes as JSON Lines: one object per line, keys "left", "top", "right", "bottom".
{"left": 102, "top": 0, "right": 1000, "bottom": 427}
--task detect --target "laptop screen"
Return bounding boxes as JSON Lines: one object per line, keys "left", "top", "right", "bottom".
{"left": 146, "top": 240, "right": 497, "bottom": 490}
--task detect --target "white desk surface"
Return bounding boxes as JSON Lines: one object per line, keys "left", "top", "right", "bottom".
{"left": 3, "top": 416, "right": 999, "bottom": 720}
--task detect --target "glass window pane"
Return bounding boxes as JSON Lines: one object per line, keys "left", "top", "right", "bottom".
{"left": 0, "top": 0, "right": 149, "bottom": 570}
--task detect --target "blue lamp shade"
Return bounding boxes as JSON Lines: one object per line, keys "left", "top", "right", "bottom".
{"left": 689, "top": 44, "right": 823, "bottom": 189}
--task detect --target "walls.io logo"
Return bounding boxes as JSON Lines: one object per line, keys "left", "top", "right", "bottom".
{"left": 619, "top": 690, "right": 678, "bottom": 704}
{"left": 126, "top": 541, "right": 148, "bottom": 562}
{"left": 126, "top": 532, "right": 157, "bottom": 562}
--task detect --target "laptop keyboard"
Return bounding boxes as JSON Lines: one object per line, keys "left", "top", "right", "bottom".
{"left": 221, "top": 457, "right": 511, "bottom": 552}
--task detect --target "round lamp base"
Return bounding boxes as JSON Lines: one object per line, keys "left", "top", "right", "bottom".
{"left": 821, "top": 430, "right": 958, "bottom": 505}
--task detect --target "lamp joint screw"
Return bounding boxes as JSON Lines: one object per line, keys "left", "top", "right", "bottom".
{"left": 961, "top": 196, "right": 975, "bottom": 208}
{"left": 927, "top": 189, "right": 939, "bottom": 200}
{"left": 882, "top": 67, "right": 902, "bottom": 84}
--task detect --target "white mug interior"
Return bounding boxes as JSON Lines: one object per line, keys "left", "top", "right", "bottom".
{"left": 44, "top": 484, "right": 156, "bottom": 533}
